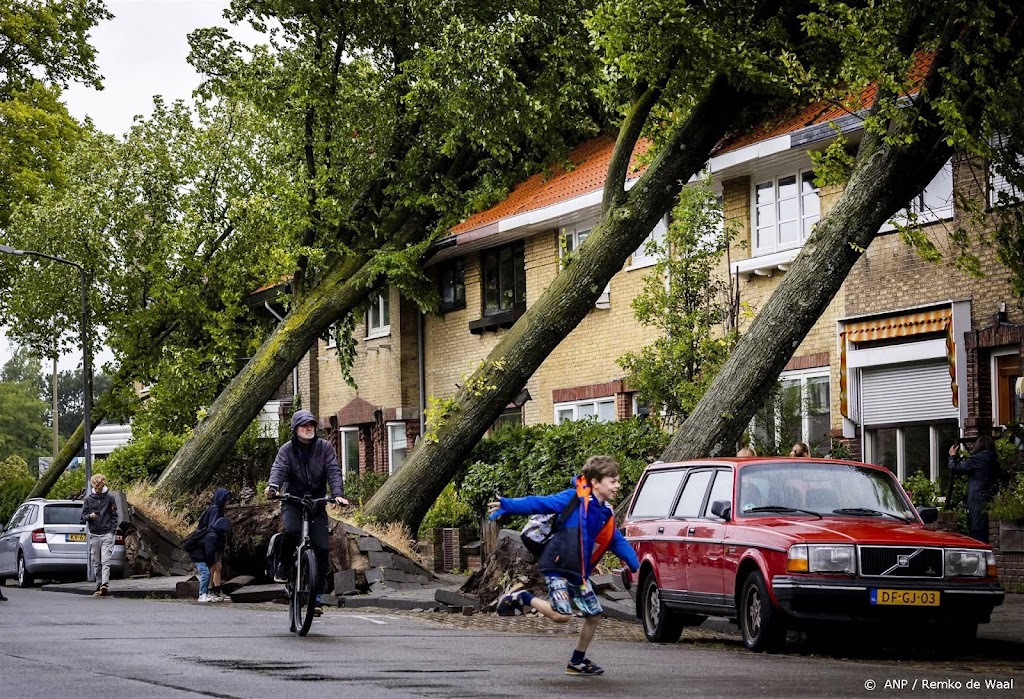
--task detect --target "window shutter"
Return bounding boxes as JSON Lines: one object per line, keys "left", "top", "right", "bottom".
{"left": 861, "top": 361, "right": 957, "bottom": 426}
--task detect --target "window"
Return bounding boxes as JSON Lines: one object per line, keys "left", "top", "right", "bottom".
{"left": 482, "top": 243, "right": 526, "bottom": 316}
{"left": 367, "top": 293, "right": 390, "bottom": 338}
{"left": 560, "top": 227, "right": 610, "bottom": 307}
{"left": 883, "top": 160, "right": 955, "bottom": 231}
{"left": 630, "top": 217, "right": 668, "bottom": 268}
{"left": 865, "top": 421, "right": 958, "bottom": 490}
{"left": 703, "top": 469, "right": 734, "bottom": 518}
{"left": 340, "top": 428, "right": 359, "bottom": 481}
{"left": 493, "top": 406, "right": 522, "bottom": 433}
{"left": 438, "top": 259, "right": 465, "bottom": 312}
{"left": 753, "top": 170, "right": 819, "bottom": 255}
{"left": 995, "top": 353, "right": 1022, "bottom": 427}
{"left": 554, "top": 397, "right": 616, "bottom": 424}
{"left": 387, "top": 423, "right": 407, "bottom": 474}
{"left": 988, "top": 133, "right": 1024, "bottom": 208}
{"left": 43, "top": 504, "right": 82, "bottom": 525}
{"left": 673, "top": 470, "right": 713, "bottom": 518}
{"left": 751, "top": 370, "right": 831, "bottom": 455}
{"left": 630, "top": 470, "right": 685, "bottom": 518}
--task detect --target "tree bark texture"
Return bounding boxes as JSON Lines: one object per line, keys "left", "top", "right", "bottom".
{"left": 154, "top": 253, "right": 375, "bottom": 497}
{"left": 364, "top": 76, "right": 768, "bottom": 531}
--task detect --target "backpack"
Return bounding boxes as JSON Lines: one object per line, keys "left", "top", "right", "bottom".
{"left": 181, "top": 525, "right": 208, "bottom": 555}
{"left": 520, "top": 496, "right": 578, "bottom": 559}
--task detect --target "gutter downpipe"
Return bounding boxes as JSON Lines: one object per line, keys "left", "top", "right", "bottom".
{"left": 418, "top": 311, "right": 426, "bottom": 438}
{"left": 264, "top": 301, "right": 299, "bottom": 401}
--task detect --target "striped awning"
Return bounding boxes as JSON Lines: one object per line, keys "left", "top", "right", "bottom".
{"left": 840, "top": 308, "right": 957, "bottom": 417}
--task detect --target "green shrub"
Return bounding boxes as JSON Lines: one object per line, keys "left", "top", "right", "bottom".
{"left": 0, "top": 455, "right": 35, "bottom": 524}
{"left": 345, "top": 471, "right": 389, "bottom": 506}
{"left": 50, "top": 468, "right": 86, "bottom": 500}
{"left": 420, "top": 483, "right": 476, "bottom": 537}
{"left": 990, "top": 472, "right": 1024, "bottom": 523}
{"left": 460, "top": 417, "right": 669, "bottom": 520}
{"left": 902, "top": 472, "right": 939, "bottom": 507}
{"left": 103, "top": 431, "right": 186, "bottom": 489}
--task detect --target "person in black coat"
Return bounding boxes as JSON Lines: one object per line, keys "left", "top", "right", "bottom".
{"left": 188, "top": 517, "right": 233, "bottom": 603}
{"left": 198, "top": 488, "right": 230, "bottom": 600}
{"left": 948, "top": 436, "right": 1001, "bottom": 543}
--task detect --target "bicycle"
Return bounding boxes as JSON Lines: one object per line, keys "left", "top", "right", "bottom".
{"left": 268, "top": 493, "right": 332, "bottom": 636}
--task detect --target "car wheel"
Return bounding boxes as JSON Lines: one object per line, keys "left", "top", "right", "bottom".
{"left": 641, "top": 574, "right": 684, "bottom": 643}
{"left": 17, "top": 553, "right": 34, "bottom": 588}
{"left": 739, "top": 571, "right": 786, "bottom": 652}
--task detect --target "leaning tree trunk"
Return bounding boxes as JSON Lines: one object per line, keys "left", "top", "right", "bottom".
{"left": 364, "top": 75, "right": 766, "bottom": 532}
{"left": 154, "top": 253, "right": 376, "bottom": 497}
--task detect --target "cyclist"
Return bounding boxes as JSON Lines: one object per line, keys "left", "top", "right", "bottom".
{"left": 264, "top": 410, "right": 348, "bottom": 615}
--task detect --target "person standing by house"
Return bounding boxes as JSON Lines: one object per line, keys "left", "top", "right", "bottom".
{"left": 264, "top": 410, "right": 348, "bottom": 616}
{"left": 188, "top": 516, "right": 233, "bottom": 603}
{"left": 737, "top": 446, "right": 757, "bottom": 457}
{"left": 948, "top": 436, "right": 1001, "bottom": 543}
{"left": 81, "top": 473, "right": 119, "bottom": 597}
{"left": 790, "top": 442, "right": 810, "bottom": 457}
{"left": 487, "top": 455, "right": 640, "bottom": 676}
{"left": 198, "top": 487, "right": 231, "bottom": 600}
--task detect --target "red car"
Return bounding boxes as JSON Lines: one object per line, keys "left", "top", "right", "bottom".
{"left": 621, "top": 457, "right": 1004, "bottom": 652}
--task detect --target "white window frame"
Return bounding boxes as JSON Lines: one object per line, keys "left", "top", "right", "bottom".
{"left": 366, "top": 293, "right": 390, "bottom": 339}
{"left": 553, "top": 397, "right": 617, "bottom": 424}
{"left": 386, "top": 422, "right": 407, "bottom": 474}
{"left": 989, "top": 133, "right": 1024, "bottom": 208}
{"left": 628, "top": 216, "right": 668, "bottom": 270}
{"left": 559, "top": 223, "right": 611, "bottom": 308}
{"left": 751, "top": 367, "right": 831, "bottom": 453}
{"left": 864, "top": 422, "right": 958, "bottom": 483}
{"left": 881, "top": 159, "right": 954, "bottom": 231}
{"left": 752, "top": 170, "right": 820, "bottom": 256}
{"left": 326, "top": 322, "right": 337, "bottom": 349}
{"left": 339, "top": 427, "right": 359, "bottom": 481}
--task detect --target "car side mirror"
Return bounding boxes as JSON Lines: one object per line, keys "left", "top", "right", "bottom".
{"left": 917, "top": 506, "right": 938, "bottom": 524}
{"left": 711, "top": 500, "right": 731, "bottom": 520}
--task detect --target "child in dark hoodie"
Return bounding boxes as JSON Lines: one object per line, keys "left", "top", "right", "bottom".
{"left": 198, "top": 488, "right": 231, "bottom": 600}
{"left": 81, "top": 473, "right": 119, "bottom": 597}
{"left": 189, "top": 517, "right": 233, "bottom": 603}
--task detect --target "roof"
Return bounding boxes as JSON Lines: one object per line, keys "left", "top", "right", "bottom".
{"left": 451, "top": 135, "right": 650, "bottom": 235}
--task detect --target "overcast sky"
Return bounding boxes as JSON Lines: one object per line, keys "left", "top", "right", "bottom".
{"left": 2, "top": 1, "right": 261, "bottom": 375}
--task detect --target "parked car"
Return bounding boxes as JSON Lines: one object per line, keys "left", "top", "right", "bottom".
{"left": 621, "top": 457, "right": 1005, "bottom": 652}
{"left": 0, "top": 498, "right": 125, "bottom": 587}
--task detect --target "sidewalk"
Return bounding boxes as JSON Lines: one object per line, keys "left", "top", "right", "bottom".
{"left": 39, "top": 577, "right": 1023, "bottom": 649}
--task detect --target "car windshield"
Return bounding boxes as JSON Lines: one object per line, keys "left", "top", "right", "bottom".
{"left": 737, "top": 462, "right": 916, "bottom": 520}
{"left": 44, "top": 504, "right": 83, "bottom": 525}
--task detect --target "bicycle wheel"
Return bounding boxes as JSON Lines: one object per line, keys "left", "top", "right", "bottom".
{"left": 292, "top": 548, "right": 318, "bottom": 636}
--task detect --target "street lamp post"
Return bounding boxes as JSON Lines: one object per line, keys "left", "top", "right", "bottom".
{"left": 0, "top": 244, "right": 93, "bottom": 577}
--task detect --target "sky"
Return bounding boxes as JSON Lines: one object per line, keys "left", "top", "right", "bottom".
{"left": 2, "top": 1, "right": 262, "bottom": 375}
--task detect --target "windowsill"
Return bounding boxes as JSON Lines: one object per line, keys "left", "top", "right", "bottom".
{"left": 626, "top": 257, "right": 658, "bottom": 272}
{"left": 439, "top": 301, "right": 466, "bottom": 314}
{"left": 879, "top": 207, "right": 954, "bottom": 233}
{"left": 469, "top": 305, "right": 525, "bottom": 334}
{"left": 365, "top": 328, "right": 391, "bottom": 341}
{"left": 732, "top": 248, "right": 800, "bottom": 278}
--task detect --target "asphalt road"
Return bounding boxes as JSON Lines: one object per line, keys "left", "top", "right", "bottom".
{"left": 0, "top": 587, "right": 1020, "bottom": 699}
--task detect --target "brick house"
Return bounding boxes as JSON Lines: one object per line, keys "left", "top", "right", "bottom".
{"left": 295, "top": 99, "right": 1023, "bottom": 489}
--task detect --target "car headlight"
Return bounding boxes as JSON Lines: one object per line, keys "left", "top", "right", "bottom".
{"left": 786, "top": 544, "right": 856, "bottom": 574}
{"left": 944, "top": 548, "right": 995, "bottom": 578}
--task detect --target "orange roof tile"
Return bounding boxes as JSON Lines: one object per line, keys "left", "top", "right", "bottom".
{"left": 451, "top": 135, "right": 650, "bottom": 234}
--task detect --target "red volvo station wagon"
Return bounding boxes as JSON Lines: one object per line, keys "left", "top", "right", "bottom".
{"left": 621, "top": 458, "right": 1005, "bottom": 652}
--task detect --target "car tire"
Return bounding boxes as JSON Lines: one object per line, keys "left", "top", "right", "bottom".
{"left": 641, "top": 574, "right": 684, "bottom": 643}
{"left": 739, "top": 571, "right": 786, "bottom": 652}
{"left": 17, "top": 553, "right": 34, "bottom": 588}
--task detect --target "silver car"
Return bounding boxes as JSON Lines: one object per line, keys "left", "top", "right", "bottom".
{"left": 0, "top": 498, "right": 125, "bottom": 587}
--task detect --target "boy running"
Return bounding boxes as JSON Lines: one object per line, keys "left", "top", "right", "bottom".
{"left": 487, "top": 455, "right": 639, "bottom": 676}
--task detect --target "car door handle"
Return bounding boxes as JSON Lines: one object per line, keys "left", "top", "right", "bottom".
{"left": 687, "top": 527, "right": 696, "bottom": 535}
{"left": 657, "top": 527, "right": 665, "bottom": 534}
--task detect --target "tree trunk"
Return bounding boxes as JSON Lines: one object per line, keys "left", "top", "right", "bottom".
{"left": 27, "top": 403, "right": 108, "bottom": 499}
{"left": 364, "top": 75, "right": 767, "bottom": 531}
{"left": 154, "top": 253, "right": 376, "bottom": 497}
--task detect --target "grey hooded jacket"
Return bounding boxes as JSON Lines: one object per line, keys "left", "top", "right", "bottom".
{"left": 268, "top": 410, "right": 344, "bottom": 498}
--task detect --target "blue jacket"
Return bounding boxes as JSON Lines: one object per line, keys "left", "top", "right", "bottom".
{"left": 491, "top": 479, "right": 638, "bottom": 585}
{"left": 269, "top": 410, "right": 344, "bottom": 498}
{"left": 189, "top": 517, "right": 232, "bottom": 565}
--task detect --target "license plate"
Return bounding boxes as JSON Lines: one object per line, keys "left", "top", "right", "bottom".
{"left": 66, "top": 533, "right": 86, "bottom": 542}
{"left": 870, "top": 589, "right": 940, "bottom": 606}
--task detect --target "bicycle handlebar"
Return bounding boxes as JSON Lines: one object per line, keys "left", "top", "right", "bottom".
{"left": 268, "top": 493, "right": 336, "bottom": 511}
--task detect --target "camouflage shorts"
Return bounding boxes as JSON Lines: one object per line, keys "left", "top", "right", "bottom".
{"left": 544, "top": 575, "right": 603, "bottom": 617}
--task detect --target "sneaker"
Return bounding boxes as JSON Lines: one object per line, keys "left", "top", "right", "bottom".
{"left": 273, "top": 566, "right": 288, "bottom": 584}
{"left": 496, "top": 584, "right": 528, "bottom": 616}
{"left": 312, "top": 605, "right": 324, "bottom": 617}
{"left": 93, "top": 585, "right": 102, "bottom": 597}
{"left": 212, "top": 592, "right": 230, "bottom": 602}
{"left": 198, "top": 594, "right": 211, "bottom": 603}
{"left": 98, "top": 585, "right": 109, "bottom": 597}
{"left": 565, "top": 659, "right": 604, "bottom": 676}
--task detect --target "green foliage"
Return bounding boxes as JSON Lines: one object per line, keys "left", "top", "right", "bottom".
{"left": 943, "top": 477, "right": 970, "bottom": 536}
{"left": 419, "top": 483, "right": 476, "bottom": 537}
{"left": 102, "top": 431, "right": 187, "bottom": 490}
{"left": 902, "top": 472, "right": 939, "bottom": 507}
{"left": 0, "top": 379, "right": 51, "bottom": 466}
{"left": 345, "top": 471, "right": 389, "bottom": 507}
{"left": 0, "top": 455, "right": 35, "bottom": 524}
{"left": 213, "top": 421, "right": 279, "bottom": 491}
{"left": 990, "top": 472, "right": 1024, "bottom": 523}
{"left": 459, "top": 418, "right": 669, "bottom": 519}
{"left": 49, "top": 467, "right": 86, "bottom": 500}
{"left": 617, "top": 181, "right": 738, "bottom": 428}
